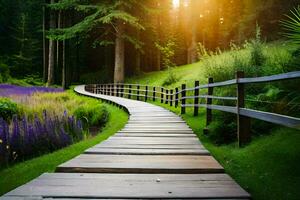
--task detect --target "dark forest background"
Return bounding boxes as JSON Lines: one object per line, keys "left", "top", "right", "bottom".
{"left": 0, "top": 0, "right": 299, "bottom": 87}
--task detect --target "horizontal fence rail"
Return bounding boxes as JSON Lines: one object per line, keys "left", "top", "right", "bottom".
{"left": 85, "top": 70, "right": 300, "bottom": 147}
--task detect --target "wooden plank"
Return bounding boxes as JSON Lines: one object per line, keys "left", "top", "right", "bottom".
{"left": 102, "top": 137, "right": 200, "bottom": 145}
{"left": 121, "top": 129, "right": 192, "bottom": 132}
{"left": 239, "top": 71, "right": 300, "bottom": 84}
{"left": 114, "top": 133, "right": 196, "bottom": 137}
{"left": 199, "top": 79, "right": 237, "bottom": 89}
{"left": 93, "top": 144, "right": 205, "bottom": 149}
{"left": 127, "top": 121, "right": 186, "bottom": 123}
{"left": 85, "top": 147, "right": 210, "bottom": 155}
{"left": 240, "top": 108, "right": 300, "bottom": 129}
{"left": 117, "top": 130, "right": 194, "bottom": 134}
{"left": 4, "top": 173, "right": 250, "bottom": 199}
{"left": 56, "top": 154, "right": 224, "bottom": 173}
{"left": 125, "top": 124, "right": 190, "bottom": 127}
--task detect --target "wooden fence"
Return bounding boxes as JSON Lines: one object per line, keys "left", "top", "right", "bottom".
{"left": 85, "top": 71, "right": 300, "bottom": 146}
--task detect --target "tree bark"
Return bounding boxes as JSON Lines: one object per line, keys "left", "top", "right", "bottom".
{"left": 56, "top": 10, "right": 61, "bottom": 77}
{"left": 61, "top": 11, "right": 67, "bottom": 89}
{"left": 46, "top": 0, "right": 56, "bottom": 86}
{"left": 188, "top": 0, "right": 198, "bottom": 64}
{"left": 135, "top": 30, "right": 141, "bottom": 74}
{"left": 189, "top": 24, "right": 198, "bottom": 63}
{"left": 114, "top": 20, "right": 125, "bottom": 83}
{"left": 42, "top": 4, "right": 48, "bottom": 83}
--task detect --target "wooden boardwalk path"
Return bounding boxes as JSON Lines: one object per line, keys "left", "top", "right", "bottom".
{"left": 1, "top": 85, "right": 250, "bottom": 200}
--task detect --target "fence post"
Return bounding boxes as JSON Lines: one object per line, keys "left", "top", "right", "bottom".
{"left": 120, "top": 84, "right": 124, "bottom": 97}
{"left": 236, "top": 71, "right": 251, "bottom": 146}
{"left": 194, "top": 81, "right": 200, "bottom": 116}
{"left": 145, "top": 86, "right": 148, "bottom": 102}
{"left": 104, "top": 85, "right": 106, "bottom": 95}
{"left": 203, "top": 77, "right": 214, "bottom": 135}
{"left": 161, "top": 88, "right": 164, "bottom": 103}
{"left": 170, "top": 89, "right": 173, "bottom": 106}
{"left": 110, "top": 84, "right": 113, "bottom": 96}
{"left": 153, "top": 87, "right": 156, "bottom": 101}
{"left": 116, "top": 84, "right": 119, "bottom": 97}
{"left": 128, "top": 85, "right": 132, "bottom": 99}
{"left": 137, "top": 85, "right": 140, "bottom": 101}
{"left": 165, "top": 89, "right": 169, "bottom": 104}
{"left": 175, "top": 88, "right": 179, "bottom": 108}
{"left": 181, "top": 84, "right": 186, "bottom": 114}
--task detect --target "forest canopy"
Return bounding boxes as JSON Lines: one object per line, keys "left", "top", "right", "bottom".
{"left": 0, "top": 0, "right": 299, "bottom": 87}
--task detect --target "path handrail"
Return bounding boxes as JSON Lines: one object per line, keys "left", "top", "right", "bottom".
{"left": 85, "top": 70, "right": 300, "bottom": 146}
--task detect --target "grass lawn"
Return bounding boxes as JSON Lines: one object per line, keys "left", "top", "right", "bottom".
{"left": 0, "top": 102, "right": 128, "bottom": 196}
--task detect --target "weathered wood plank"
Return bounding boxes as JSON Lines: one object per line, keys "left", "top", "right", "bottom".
{"left": 117, "top": 130, "right": 194, "bottom": 133}
{"left": 114, "top": 133, "right": 196, "bottom": 137}
{"left": 85, "top": 147, "right": 210, "bottom": 155}
{"left": 3, "top": 173, "right": 250, "bottom": 199}
{"left": 102, "top": 138, "right": 200, "bottom": 145}
{"left": 93, "top": 144, "right": 205, "bottom": 149}
{"left": 56, "top": 154, "right": 224, "bottom": 173}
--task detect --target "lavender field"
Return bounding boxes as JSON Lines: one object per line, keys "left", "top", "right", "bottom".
{"left": 0, "top": 85, "right": 108, "bottom": 166}
{"left": 0, "top": 84, "right": 63, "bottom": 98}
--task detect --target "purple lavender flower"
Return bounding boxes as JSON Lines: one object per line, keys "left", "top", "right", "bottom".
{"left": 0, "top": 84, "right": 64, "bottom": 98}
{"left": 0, "top": 110, "right": 86, "bottom": 165}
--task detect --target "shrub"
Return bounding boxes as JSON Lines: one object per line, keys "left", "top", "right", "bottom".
{"left": 0, "top": 98, "right": 18, "bottom": 121}
{"left": 74, "top": 105, "right": 109, "bottom": 128}
{"left": 249, "top": 24, "right": 266, "bottom": 70}
{"left": 0, "top": 63, "right": 10, "bottom": 83}
{"left": 162, "top": 70, "right": 179, "bottom": 86}
{"left": 281, "top": 6, "right": 300, "bottom": 45}
{"left": 80, "top": 69, "right": 111, "bottom": 84}
{"left": 207, "top": 112, "right": 237, "bottom": 145}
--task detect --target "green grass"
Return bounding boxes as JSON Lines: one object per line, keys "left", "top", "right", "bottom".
{"left": 126, "top": 41, "right": 297, "bottom": 88}
{"left": 126, "top": 41, "right": 300, "bottom": 200}
{"left": 145, "top": 99, "right": 300, "bottom": 200}
{"left": 0, "top": 103, "right": 128, "bottom": 196}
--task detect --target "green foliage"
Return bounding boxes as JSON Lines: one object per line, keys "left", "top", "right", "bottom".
{"left": 0, "top": 63, "right": 10, "bottom": 83}
{"left": 281, "top": 6, "right": 300, "bottom": 45}
{"left": 207, "top": 113, "right": 237, "bottom": 145}
{"left": 162, "top": 70, "right": 179, "bottom": 86}
{"left": 74, "top": 105, "right": 109, "bottom": 127}
{"left": 156, "top": 40, "right": 179, "bottom": 86}
{"left": 80, "top": 69, "right": 111, "bottom": 84}
{"left": 0, "top": 98, "right": 19, "bottom": 121}
{"left": 155, "top": 40, "right": 176, "bottom": 69}
{"left": 196, "top": 42, "right": 210, "bottom": 61}
{"left": 249, "top": 24, "right": 266, "bottom": 69}
{"left": 48, "top": 0, "right": 145, "bottom": 49}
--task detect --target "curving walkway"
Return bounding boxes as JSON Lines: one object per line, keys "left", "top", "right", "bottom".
{"left": 1, "top": 85, "right": 250, "bottom": 199}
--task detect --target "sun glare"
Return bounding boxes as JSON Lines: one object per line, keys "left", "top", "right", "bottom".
{"left": 173, "top": 0, "right": 180, "bottom": 9}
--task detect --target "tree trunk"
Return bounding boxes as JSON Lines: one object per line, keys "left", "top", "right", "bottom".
{"left": 156, "top": 49, "right": 161, "bottom": 71}
{"left": 56, "top": 10, "right": 61, "bottom": 79}
{"left": 62, "top": 39, "right": 66, "bottom": 89}
{"left": 47, "top": 0, "right": 56, "bottom": 86}
{"left": 135, "top": 30, "right": 141, "bottom": 74}
{"left": 189, "top": 24, "right": 198, "bottom": 63}
{"left": 61, "top": 11, "right": 67, "bottom": 89}
{"left": 114, "top": 20, "right": 125, "bottom": 83}
{"left": 43, "top": 4, "right": 48, "bottom": 83}
{"left": 135, "top": 50, "right": 141, "bottom": 74}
